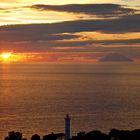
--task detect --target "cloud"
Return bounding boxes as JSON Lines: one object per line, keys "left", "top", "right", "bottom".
{"left": 0, "top": 12, "right": 139, "bottom": 54}
{"left": 0, "top": 37, "right": 140, "bottom": 53}
{"left": 0, "top": 7, "right": 15, "bottom": 13}
{"left": 0, "top": 37, "right": 140, "bottom": 61}
{"left": 31, "top": 4, "right": 137, "bottom": 17}
{"left": 34, "top": 38, "right": 140, "bottom": 49}
{"left": 53, "top": 38, "right": 140, "bottom": 46}
{"left": 0, "top": 30, "right": 79, "bottom": 42}
{"left": 97, "top": 38, "right": 140, "bottom": 45}
{"left": 0, "top": 13, "right": 140, "bottom": 39}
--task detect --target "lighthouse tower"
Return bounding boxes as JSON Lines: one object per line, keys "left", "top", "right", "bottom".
{"left": 65, "top": 114, "right": 71, "bottom": 140}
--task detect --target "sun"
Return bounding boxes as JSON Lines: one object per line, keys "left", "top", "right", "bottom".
{"left": 1, "top": 52, "right": 12, "bottom": 59}
{"left": 0, "top": 52, "right": 29, "bottom": 62}
{"left": 0, "top": 52, "right": 12, "bottom": 61}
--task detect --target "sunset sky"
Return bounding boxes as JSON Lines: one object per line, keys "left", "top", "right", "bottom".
{"left": 0, "top": 0, "right": 140, "bottom": 62}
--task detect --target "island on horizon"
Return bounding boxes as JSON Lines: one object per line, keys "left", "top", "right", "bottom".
{"left": 99, "top": 53, "right": 133, "bottom": 62}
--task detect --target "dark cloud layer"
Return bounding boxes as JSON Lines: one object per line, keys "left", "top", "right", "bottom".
{"left": 0, "top": 9, "right": 139, "bottom": 59}
{"left": 0, "top": 13, "right": 140, "bottom": 42}
{"left": 0, "top": 31, "right": 78, "bottom": 42}
{"left": 98, "top": 38, "right": 140, "bottom": 45}
{"left": 49, "top": 38, "right": 140, "bottom": 47}
{"left": 31, "top": 4, "right": 136, "bottom": 17}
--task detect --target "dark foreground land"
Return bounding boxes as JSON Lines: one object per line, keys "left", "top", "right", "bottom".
{"left": 3, "top": 129, "right": 140, "bottom": 140}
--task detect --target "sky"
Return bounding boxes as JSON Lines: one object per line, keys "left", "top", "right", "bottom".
{"left": 0, "top": 0, "right": 140, "bottom": 62}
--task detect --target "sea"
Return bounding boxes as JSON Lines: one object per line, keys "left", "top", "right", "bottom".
{"left": 0, "top": 62, "right": 140, "bottom": 139}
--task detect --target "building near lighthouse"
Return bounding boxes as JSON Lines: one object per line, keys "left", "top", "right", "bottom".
{"left": 65, "top": 114, "right": 71, "bottom": 140}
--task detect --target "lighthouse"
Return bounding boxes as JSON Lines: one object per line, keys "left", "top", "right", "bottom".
{"left": 65, "top": 114, "right": 71, "bottom": 140}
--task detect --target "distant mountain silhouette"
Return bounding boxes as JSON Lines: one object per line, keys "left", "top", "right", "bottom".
{"left": 99, "top": 53, "right": 133, "bottom": 62}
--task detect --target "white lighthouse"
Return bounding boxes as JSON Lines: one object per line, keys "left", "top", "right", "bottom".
{"left": 65, "top": 114, "right": 71, "bottom": 140}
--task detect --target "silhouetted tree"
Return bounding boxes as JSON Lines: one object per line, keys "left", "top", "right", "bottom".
{"left": 85, "top": 130, "right": 110, "bottom": 140}
{"left": 4, "top": 131, "right": 26, "bottom": 140}
{"left": 43, "top": 133, "right": 65, "bottom": 140}
{"left": 4, "top": 136, "right": 9, "bottom": 140}
{"left": 109, "top": 128, "right": 140, "bottom": 140}
{"left": 130, "top": 129, "right": 140, "bottom": 140}
{"left": 31, "top": 134, "right": 40, "bottom": 140}
{"left": 55, "top": 133, "right": 65, "bottom": 140}
{"left": 71, "top": 130, "right": 110, "bottom": 140}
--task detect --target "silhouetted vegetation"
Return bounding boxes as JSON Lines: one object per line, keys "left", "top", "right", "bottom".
{"left": 43, "top": 133, "right": 65, "bottom": 140}
{"left": 4, "top": 129, "right": 140, "bottom": 140}
{"left": 4, "top": 131, "right": 27, "bottom": 140}
{"left": 71, "top": 129, "right": 140, "bottom": 140}
{"left": 31, "top": 134, "right": 40, "bottom": 140}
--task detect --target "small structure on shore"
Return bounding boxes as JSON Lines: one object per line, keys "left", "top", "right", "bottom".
{"left": 65, "top": 114, "right": 71, "bottom": 140}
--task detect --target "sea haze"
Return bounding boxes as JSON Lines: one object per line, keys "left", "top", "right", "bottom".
{"left": 0, "top": 62, "right": 140, "bottom": 139}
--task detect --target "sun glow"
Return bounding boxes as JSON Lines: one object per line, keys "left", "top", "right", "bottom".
{"left": 0, "top": 52, "right": 25, "bottom": 62}
{"left": 0, "top": 52, "right": 12, "bottom": 61}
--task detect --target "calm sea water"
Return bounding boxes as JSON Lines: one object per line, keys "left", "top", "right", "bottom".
{"left": 0, "top": 62, "right": 140, "bottom": 139}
